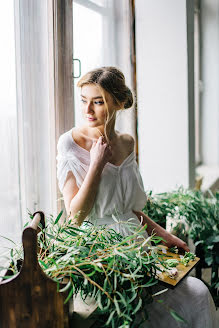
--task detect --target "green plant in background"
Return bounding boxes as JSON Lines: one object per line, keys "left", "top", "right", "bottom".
{"left": 143, "top": 188, "right": 219, "bottom": 304}
{"left": 1, "top": 214, "right": 188, "bottom": 328}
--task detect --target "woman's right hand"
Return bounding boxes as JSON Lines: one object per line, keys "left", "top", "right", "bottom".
{"left": 90, "top": 136, "right": 112, "bottom": 169}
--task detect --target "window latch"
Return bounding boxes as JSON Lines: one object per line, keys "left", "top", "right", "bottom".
{"left": 72, "top": 58, "right": 81, "bottom": 78}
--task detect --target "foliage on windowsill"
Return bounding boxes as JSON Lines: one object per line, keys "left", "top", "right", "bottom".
{"left": 142, "top": 188, "right": 219, "bottom": 301}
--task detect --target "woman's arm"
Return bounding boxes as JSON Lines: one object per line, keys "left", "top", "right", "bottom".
{"left": 62, "top": 137, "right": 112, "bottom": 225}
{"left": 133, "top": 210, "right": 189, "bottom": 252}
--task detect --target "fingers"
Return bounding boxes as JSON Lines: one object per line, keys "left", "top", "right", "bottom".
{"left": 97, "top": 136, "right": 104, "bottom": 144}
{"left": 182, "top": 242, "right": 190, "bottom": 252}
{"left": 177, "top": 238, "right": 190, "bottom": 252}
{"left": 91, "top": 137, "right": 111, "bottom": 154}
{"left": 176, "top": 240, "right": 190, "bottom": 253}
{"left": 165, "top": 234, "right": 190, "bottom": 253}
{"left": 96, "top": 136, "right": 109, "bottom": 148}
{"left": 91, "top": 137, "right": 102, "bottom": 148}
{"left": 91, "top": 140, "right": 97, "bottom": 148}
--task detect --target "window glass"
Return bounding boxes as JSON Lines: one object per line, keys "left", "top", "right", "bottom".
{"left": 73, "top": 0, "right": 116, "bottom": 126}
{"left": 0, "top": 1, "right": 21, "bottom": 260}
{"left": 90, "top": 0, "right": 105, "bottom": 7}
{"left": 72, "top": 0, "right": 133, "bottom": 132}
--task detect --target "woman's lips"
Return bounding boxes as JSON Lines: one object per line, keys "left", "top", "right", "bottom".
{"left": 87, "top": 117, "right": 97, "bottom": 121}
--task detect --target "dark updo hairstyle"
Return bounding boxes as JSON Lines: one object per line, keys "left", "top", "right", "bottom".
{"left": 77, "top": 66, "right": 134, "bottom": 110}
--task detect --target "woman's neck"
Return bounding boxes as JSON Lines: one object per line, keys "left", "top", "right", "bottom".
{"left": 85, "top": 121, "right": 116, "bottom": 143}
{"left": 96, "top": 124, "right": 116, "bottom": 141}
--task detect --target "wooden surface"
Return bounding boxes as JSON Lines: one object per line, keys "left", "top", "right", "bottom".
{"left": 155, "top": 245, "right": 200, "bottom": 288}
{"left": 0, "top": 213, "right": 69, "bottom": 328}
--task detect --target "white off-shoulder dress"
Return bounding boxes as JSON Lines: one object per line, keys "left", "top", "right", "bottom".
{"left": 57, "top": 129, "right": 217, "bottom": 328}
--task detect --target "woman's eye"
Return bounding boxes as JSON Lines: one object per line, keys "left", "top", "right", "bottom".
{"left": 80, "top": 99, "right": 104, "bottom": 105}
{"left": 94, "top": 101, "right": 104, "bottom": 105}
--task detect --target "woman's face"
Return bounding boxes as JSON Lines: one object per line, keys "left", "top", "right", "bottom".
{"left": 80, "top": 84, "right": 117, "bottom": 128}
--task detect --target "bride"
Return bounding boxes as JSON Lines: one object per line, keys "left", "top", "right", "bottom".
{"left": 57, "top": 66, "right": 216, "bottom": 327}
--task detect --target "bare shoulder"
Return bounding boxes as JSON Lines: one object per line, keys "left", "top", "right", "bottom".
{"left": 119, "top": 133, "right": 135, "bottom": 153}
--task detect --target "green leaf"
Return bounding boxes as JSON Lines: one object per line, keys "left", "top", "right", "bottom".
{"left": 205, "top": 256, "right": 213, "bottom": 266}
{"left": 0, "top": 235, "right": 17, "bottom": 245}
{"left": 114, "top": 297, "right": 121, "bottom": 316}
{"left": 206, "top": 235, "right": 219, "bottom": 244}
{"left": 157, "top": 299, "right": 164, "bottom": 303}
{"left": 170, "top": 309, "right": 188, "bottom": 324}
{"left": 54, "top": 210, "right": 63, "bottom": 224}
{"left": 152, "top": 288, "right": 168, "bottom": 297}
{"left": 114, "top": 273, "right": 117, "bottom": 290}
{"left": 86, "top": 269, "right": 96, "bottom": 277}
{"left": 132, "top": 297, "right": 142, "bottom": 315}
{"left": 38, "top": 259, "right": 48, "bottom": 269}
{"left": 116, "top": 291, "right": 127, "bottom": 307}
{"left": 46, "top": 232, "right": 56, "bottom": 239}
{"left": 23, "top": 221, "right": 29, "bottom": 228}
{"left": 0, "top": 275, "right": 18, "bottom": 280}
{"left": 64, "top": 286, "right": 74, "bottom": 304}
{"left": 112, "top": 214, "right": 119, "bottom": 223}
{"left": 106, "top": 310, "right": 116, "bottom": 326}
{"left": 59, "top": 279, "right": 72, "bottom": 293}
{"left": 140, "top": 279, "right": 157, "bottom": 288}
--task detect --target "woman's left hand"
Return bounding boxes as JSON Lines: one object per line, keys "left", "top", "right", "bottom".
{"left": 162, "top": 231, "right": 190, "bottom": 252}
{"left": 134, "top": 211, "right": 190, "bottom": 253}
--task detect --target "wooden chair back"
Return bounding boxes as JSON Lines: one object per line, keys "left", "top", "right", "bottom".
{"left": 0, "top": 212, "right": 69, "bottom": 328}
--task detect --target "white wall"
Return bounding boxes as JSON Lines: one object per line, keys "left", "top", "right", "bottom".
{"left": 201, "top": 0, "right": 219, "bottom": 166}
{"left": 136, "top": 0, "right": 195, "bottom": 193}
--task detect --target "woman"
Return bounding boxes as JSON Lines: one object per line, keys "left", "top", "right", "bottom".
{"left": 57, "top": 67, "right": 216, "bottom": 327}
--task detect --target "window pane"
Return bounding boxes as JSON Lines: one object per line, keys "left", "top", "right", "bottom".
{"left": 90, "top": 0, "right": 105, "bottom": 7}
{"left": 0, "top": 1, "right": 21, "bottom": 259}
{"left": 72, "top": 0, "right": 133, "bottom": 133}
{"left": 73, "top": 1, "right": 111, "bottom": 126}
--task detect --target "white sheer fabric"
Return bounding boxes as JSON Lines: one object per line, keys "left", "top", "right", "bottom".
{"left": 57, "top": 128, "right": 217, "bottom": 327}
{"left": 57, "top": 128, "right": 147, "bottom": 235}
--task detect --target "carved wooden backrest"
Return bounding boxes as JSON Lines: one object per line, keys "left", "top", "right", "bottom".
{"left": 0, "top": 212, "right": 69, "bottom": 328}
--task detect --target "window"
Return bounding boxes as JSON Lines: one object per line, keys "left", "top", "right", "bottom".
{"left": 0, "top": 1, "right": 137, "bottom": 251}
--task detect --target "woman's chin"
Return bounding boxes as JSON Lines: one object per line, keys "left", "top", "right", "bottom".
{"left": 85, "top": 120, "right": 104, "bottom": 128}
{"left": 86, "top": 120, "right": 98, "bottom": 127}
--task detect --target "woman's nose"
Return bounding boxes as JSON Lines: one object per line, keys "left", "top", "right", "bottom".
{"left": 85, "top": 102, "right": 94, "bottom": 113}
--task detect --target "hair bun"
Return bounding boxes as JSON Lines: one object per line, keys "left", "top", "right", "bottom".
{"left": 124, "top": 88, "right": 134, "bottom": 109}
{"left": 77, "top": 66, "right": 134, "bottom": 110}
